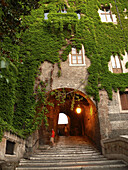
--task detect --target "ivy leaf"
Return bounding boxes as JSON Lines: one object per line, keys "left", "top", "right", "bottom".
{"left": 9, "top": 62, "right": 18, "bottom": 75}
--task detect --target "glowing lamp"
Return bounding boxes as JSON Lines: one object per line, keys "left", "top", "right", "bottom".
{"left": 76, "top": 106, "right": 81, "bottom": 114}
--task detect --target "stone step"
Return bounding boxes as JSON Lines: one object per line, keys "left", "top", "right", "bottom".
{"left": 30, "top": 154, "right": 104, "bottom": 160}
{"left": 34, "top": 151, "right": 100, "bottom": 156}
{"left": 16, "top": 136, "right": 128, "bottom": 170}
{"left": 20, "top": 157, "right": 108, "bottom": 163}
{"left": 19, "top": 160, "right": 125, "bottom": 167}
{"left": 34, "top": 151, "right": 98, "bottom": 155}
{"left": 16, "top": 163, "right": 127, "bottom": 170}
{"left": 38, "top": 147, "right": 94, "bottom": 151}
{"left": 38, "top": 146, "right": 93, "bottom": 150}
{"left": 37, "top": 148, "right": 97, "bottom": 151}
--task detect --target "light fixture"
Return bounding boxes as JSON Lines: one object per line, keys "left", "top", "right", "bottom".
{"left": 76, "top": 105, "right": 81, "bottom": 114}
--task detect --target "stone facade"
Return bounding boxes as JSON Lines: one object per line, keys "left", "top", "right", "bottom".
{"left": 98, "top": 90, "right": 128, "bottom": 140}
{"left": 39, "top": 49, "right": 91, "bottom": 93}
{"left": 39, "top": 49, "right": 128, "bottom": 145}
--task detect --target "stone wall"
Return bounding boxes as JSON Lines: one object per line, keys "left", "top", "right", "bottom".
{"left": 98, "top": 90, "right": 128, "bottom": 140}
{"left": 0, "top": 131, "right": 25, "bottom": 162}
{"left": 25, "top": 130, "right": 39, "bottom": 158}
{"left": 39, "top": 52, "right": 90, "bottom": 93}
{"left": 98, "top": 90, "right": 112, "bottom": 139}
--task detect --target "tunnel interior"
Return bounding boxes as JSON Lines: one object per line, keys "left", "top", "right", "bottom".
{"left": 39, "top": 88, "right": 101, "bottom": 149}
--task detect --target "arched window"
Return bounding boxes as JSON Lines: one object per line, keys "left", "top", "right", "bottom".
{"left": 58, "top": 113, "right": 68, "bottom": 124}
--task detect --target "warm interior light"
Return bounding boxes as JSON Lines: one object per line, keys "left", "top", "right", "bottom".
{"left": 76, "top": 107, "right": 81, "bottom": 114}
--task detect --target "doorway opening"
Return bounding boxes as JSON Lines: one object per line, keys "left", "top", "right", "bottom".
{"left": 58, "top": 113, "right": 70, "bottom": 136}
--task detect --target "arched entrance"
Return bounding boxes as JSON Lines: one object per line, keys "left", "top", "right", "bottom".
{"left": 39, "top": 88, "right": 101, "bottom": 150}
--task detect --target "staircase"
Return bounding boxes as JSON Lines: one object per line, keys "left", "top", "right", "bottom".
{"left": 16, "top": 136, "right": 128, "bottom": 170}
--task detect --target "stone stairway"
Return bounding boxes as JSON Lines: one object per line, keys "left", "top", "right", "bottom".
{"left": 16, "top": 136, "right": 128, "bottom": 170}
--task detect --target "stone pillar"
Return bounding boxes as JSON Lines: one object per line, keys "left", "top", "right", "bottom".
{"left": 98, "top": 90, "right": 112, "bottom": 140}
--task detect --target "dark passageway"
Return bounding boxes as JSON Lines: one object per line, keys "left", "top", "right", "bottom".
{"left": 39, "top": 88, "right": 101, "bottom": 150}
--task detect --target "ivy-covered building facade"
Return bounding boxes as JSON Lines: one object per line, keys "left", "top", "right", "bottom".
{"left": 0, "top": 0, "right": 128, "bottom": 162}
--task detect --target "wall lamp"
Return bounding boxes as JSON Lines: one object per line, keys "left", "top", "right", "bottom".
{"left": 76, "top": 105, "right": 81, "bottom": 114}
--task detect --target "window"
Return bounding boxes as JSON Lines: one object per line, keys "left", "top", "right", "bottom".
{"left": 98, "top": 7, "right": 117, "bottom": 23}
{"left": 111, "top": 55, "right": 122, "bottom": 73}
{"left": 76, "top": 11, "right": 81, "bottom": 19}
{"left": 44, "top": 11, "right": 49, "bottom": 20}
{"left": 6, "top": 140, "right": 15, "bottom": 155}
{"left": 120, "top": 91, "right": 128, "bottom": 110}
{"left": 69, "top": 45, "right": 86, "bottom": 66}
{"left": 59, "top": 6, "right": 67, "bottom": 13}
{"left": 123, "top": 8, "right": 128, "bottom": 19}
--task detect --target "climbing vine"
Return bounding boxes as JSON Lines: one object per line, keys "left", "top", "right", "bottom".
{"left": 0, "top": 0, "right": 128, "bottom": 141}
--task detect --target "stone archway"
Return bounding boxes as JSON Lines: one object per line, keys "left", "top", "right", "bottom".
{"left": 39, "top": 88, "right": 101, "bottom": 150}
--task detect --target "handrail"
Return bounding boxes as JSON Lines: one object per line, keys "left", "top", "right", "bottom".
{"left": 101, "top": 136, "right": 128, "bottom": 163}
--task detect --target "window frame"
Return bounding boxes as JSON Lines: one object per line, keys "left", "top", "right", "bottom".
{"left": 69, "top": 45, "right": 86, "bottom": 66}
{"left": 98, "top": 6, "right": 117, "bottom": 24}
{"left": 101, "top": 8, "right": 113, "bottom": 22}
{"left": 111, "top": 55, "right": 122, "bottom": 73}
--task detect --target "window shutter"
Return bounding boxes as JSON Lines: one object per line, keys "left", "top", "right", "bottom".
{"left": 120, "top": 92, "right": 128, "bottom": 110}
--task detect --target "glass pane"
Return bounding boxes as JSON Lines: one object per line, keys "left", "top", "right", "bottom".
{"left": 44, "top": 13, "right": 49, "bottom": 20}
{"left": 72, "top": 48, "right": 76, "bottom": 54}
{"left": 72, "top": 56, "right": 77, "bottom": 60}
{"left": 72, "top": 56, "right": 77, "bottom": 64}
{"left": 99, "top": 9, "right": 104, "bottom": 13}
{"left": 72, "top": 59, "right": 77, "bottom": 64}
{"left": 115, "top": 55, "right": 121, "bottom": 68}
{"left": 77, "top": 13, "right": 81, "bottom": 19}
{"left": 106, "top": 14, "right": 112, "bottom": 22}
{"left": 111, "top": 55, "right": 116, "bottom": 68}
{"left": 112, "top": 14, "right": 117, "bottom": 22}
{"left": 101, "top": 14, "right": 107, "bottom": 22}
{"left": 78, "top": 60, "right": 82, "bottom": 64}
{"left": 78, "top": 56, "right": 82, "bottom": 59}
{"left": 78, "top": 56, "right": 82, "bottom": 64}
